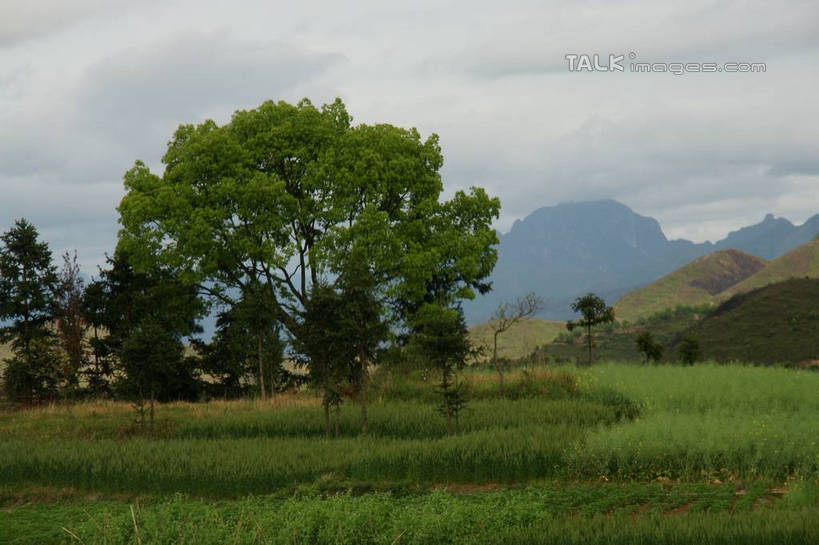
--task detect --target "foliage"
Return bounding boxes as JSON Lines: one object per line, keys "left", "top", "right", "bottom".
{"left": 90, "top": 252, "right": 204, "bottom": 408}
{"left": 683, "top": 278, "right": 819, "bottom": 364}
{"left": 635, "top": 331, "right": 663, "bottom": 363}
{"left": 678, "top": 336, "right": 702, "bottom": 365}
{"left": 2, "top": 486, "right": 817, "bottom": 545}
{"left": 196, "top": 293, "right": 286, "bottom": 400}
{"left": 54, "top": 251, "right": 87, "bottom": 395}
{"left": 335, "top": 251, "right": 389, "bottom": 433}
{"left": 1, "top": 338, "right": 62, "bottom": 404}
{"left": 567, "top": 293, "right": 615, "bottom": 364}
{"left": 0, "top": 219, "right": 59, "bottom": 403}
{"left": 116, "top": 97, "right": 499, "bottom": 358}
{"left": 290, "top": 282, "right": 356, "bottom": 437}
{"left": 545, "top": 305, "right": 709, "bottom": 363}
{"left": 410, "top": 304, "right": 472, "bottom": 434}
{"left": 118, "top": 319, "right": 197, "bottom": 429}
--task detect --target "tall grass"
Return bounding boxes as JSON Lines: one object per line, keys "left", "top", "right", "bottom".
{"left": 574, "top": 363, "right": 819, "bottom": 480}
{"left": 0, "top": 425, "right": 580, "bottom": 496}
{"left": 0, "top": 363, "right": 816, "bottom": 498}
{"left": 2, "top": 486, "right": 816, "bottom": 545}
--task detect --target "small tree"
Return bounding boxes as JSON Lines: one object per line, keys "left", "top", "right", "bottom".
{"left": 227, "top": 282, "right": 282, "bottom": 400}
{"left": 489, "top": 292, "right": 544, "bottom": 391}
{"left": 678, "top": 336, "right": 701, "bottom": 365}
{"left": 197, "top": 300, "right": 285, "bottom": 400}
{"left": 92, "top": 251, "right": 204, "bottom": 419}
{"left": 336, "top": 252, "right": 389, "bottom": 434}
{"left": 410, "top": 304, "right": 471, "bottom": 435}
{"left": 80, "top": 280, "right": 114, "bottom": 396}
{"left": 635, "top": 331, "right": 663, "bottom": 363}
{"left": 291, "top": 283, "right": 354, "bottom": 438}
{"left": 55, "top": 250, "right": 87, "bottom": 397}
{"left": 0, "top": 219, "right": 60, "bottom": 404}
{"left": 567, "top": 293, "right": 615, "bottom": 365}
{"left": 119, "top": 319, "right": 186, "bottom": 431}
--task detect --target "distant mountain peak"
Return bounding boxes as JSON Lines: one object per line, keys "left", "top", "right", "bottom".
{"left": 463, "top": 199, "right": 819, "bottom": 324}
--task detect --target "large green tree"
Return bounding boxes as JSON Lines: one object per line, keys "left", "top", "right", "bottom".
{"left": 0, "top": 219, "right": 60, "bottom": 403}
{"left": 117, "top": 98, "right": 499, "bottom": 348}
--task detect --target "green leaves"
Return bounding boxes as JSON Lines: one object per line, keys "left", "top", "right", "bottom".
{"left": 117, "top": 98, "right": 500, "bottom": 335}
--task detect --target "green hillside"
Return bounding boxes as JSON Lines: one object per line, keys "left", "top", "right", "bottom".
{"left": 542, "top": 306, "right": 707, "bottom": 363}
{"left": 614, "top": 249, "right": 766, "bottom": 322}
{"left": 682, "top": 277, "right": 819, "bottom": 365}
{"left": 721, "top": 238, "right": 819, "bottom": 298}
{"left": 470, "top": 318, "right": 565, "bottom": 361}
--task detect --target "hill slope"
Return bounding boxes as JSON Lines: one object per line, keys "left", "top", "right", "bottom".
{"left": 685, "top": 277, "right": 819, "bottom": 364}
{"left": 463, "top": 200, "right": 818, "bottom": 324}
{"left": 614, "top": 249, "right": 767, "bottom": 322}
{"left": 469, "top": 318, "right": 565, "bottom": 361}
{"left": 722, "top": 239, "right": 819, "bottom": 297}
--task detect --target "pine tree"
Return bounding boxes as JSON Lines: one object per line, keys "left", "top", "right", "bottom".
{"left": 0, "top": 219, "right": 60, "bottom": 403}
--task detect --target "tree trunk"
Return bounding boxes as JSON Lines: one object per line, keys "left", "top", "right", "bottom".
{"left": 587, "top": 323, "right": 593, "bottom": 365}
{"left": 323, "top": 402, "right": 331, "bottom": 439}
{"left": 442, "top": 369, "right": 453, "bottom": 436}
{"left": 149, "top": 384, "right": 155, "bottom": 433}
{"left": 359, "top": 350, "right": 369, "bottom": 434}
{"left": 257, "top": 332, "right": 266, "bottom": 401}
{"left": 493, "top": 330, "right": 504, "bottom": 392}
{"left": 360, "top": 396, "right": 368, "bottom": 435}
{"left": 334, "top": 403, "right": 341, "bottom": 438}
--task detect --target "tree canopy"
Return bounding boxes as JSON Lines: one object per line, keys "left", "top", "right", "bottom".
{"left": 567, "top": 293, "right": 615, "bottom": 365}
{"left": 117, "top": 98, "right": 500, "bottom": 334}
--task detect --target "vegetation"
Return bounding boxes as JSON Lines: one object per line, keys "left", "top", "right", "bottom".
{"left": 2, "top": 488, "right": 816, "bottom": 545}
{"left": 721, "top": 239, "right": 819, "bottom": 297}
{"left": 1, "top": 97, "right": 817, "bottom": 543}
{"left": 0, "top": 219, "right": 60, "bottom": 404}
{"left": 486, "top": 292, "right": 544, "bottom": 390}
{"left": 636, "top": 331, "right": 663, "bottom": 362}
{"left": 567, "top": 293, "right": 615, "bottom": 365}
{"left": 683, "top": 277, "right": 819, "bottom": 364}
{"left": 0, "top": 363, "right": 816, "bottom": 543}
{"left": 469, "top": 317, "right": 564, "bottom": 361}
{"left": 614, "top": 249, "right": 766, "bottom": 322}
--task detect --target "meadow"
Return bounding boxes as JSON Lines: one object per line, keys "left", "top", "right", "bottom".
{"left": 1, "top": 363, "right": 817, "bottom": 544}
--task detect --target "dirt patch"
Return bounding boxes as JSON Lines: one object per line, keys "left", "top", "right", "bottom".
{"left": 438, "top": 482, "right": 507, "bottom": 494}
{"left": 629, "top": 503, "right": 652, "bottom": 520}
{"left": 664, "top": 502, "right": 693, "bottom": 516}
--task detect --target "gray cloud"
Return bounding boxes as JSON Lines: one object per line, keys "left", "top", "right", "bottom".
{"left": 1, "top": 0, "right": 818, "bottom": 278}
{"left": 0, "top": 26, "right": 341, "bottom": 274}
{"left": 0, "top": 0, "right": 143, "bottom": 47}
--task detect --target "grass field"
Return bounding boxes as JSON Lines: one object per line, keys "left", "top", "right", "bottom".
{"left": 1, "top": 363, "right": 817, "bottom": 544}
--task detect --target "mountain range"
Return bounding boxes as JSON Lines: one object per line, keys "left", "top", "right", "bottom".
{"left": 463, "top": 200, "right": 819, "bottom": 323}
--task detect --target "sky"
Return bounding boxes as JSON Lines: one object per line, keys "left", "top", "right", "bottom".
{"left": 1, "top": 0, "right": 818, "bottom": 277}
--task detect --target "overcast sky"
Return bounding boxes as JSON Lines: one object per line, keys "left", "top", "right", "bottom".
{"left": 2, "top": 0, "right": 818, "bottom": 275}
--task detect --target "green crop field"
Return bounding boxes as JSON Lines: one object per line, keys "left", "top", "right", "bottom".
{"left": 1, "top": 363, "right": 817, "bottom": 544}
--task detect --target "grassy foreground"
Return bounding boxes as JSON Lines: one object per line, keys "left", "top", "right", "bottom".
{"left": 1, "top": 363, "right": 817, "bottom": 544}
